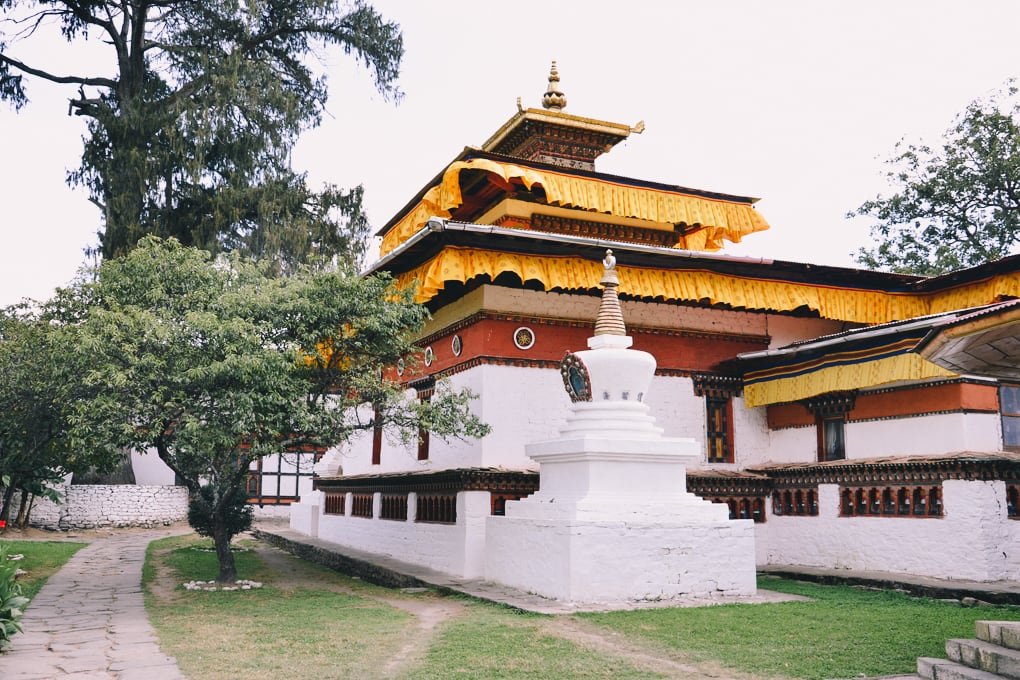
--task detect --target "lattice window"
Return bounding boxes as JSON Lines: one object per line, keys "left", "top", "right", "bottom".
{"left": 706, "top": 496, "right": 766, "bottom": 523}
{"left": 415, "top": 494, "right": 456, "bottom": 524}
{"left": 351, "top": 493, "right": 374, "bottom": 518}
{"left": 804, "top": 392, "right": 856, "bottom": 462}
{"left": 490, "top": 492, "right": 532, "bottom": 516}
{"left": 324, "top": 493, "right": 345, "bottom": 515}
{"left": 380, "top": 494, "right": 408, "bottom": 521}
{"left": 771, "top": 488, "right": 819, "bottom": 517}
{"left": 693, "top": 374, "right": 741, "bottom": 464}
{"left": 705, "top": 397, "right": 734, "bottom": 463}
{"left": 839, "top": 486, "right": 942, "bottom": 517}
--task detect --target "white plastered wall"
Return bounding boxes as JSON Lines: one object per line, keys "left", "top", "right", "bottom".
{"left": 757, "top": 480, "right": 1018, "bottom": 581}
{"left": 308, "top": 490, "right": 491, "bottom": 578}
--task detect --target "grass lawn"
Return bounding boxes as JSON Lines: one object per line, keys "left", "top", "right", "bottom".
{"left": 581, "top": 575, "right": 1020, "bottom": 679}
{"left": 145, "top": 538, "right": 1020, "bottom": 680}
{"left": 143, "top": 535, "right": 656, "bottom": 679}
{"left": 411, "top": 603, "right": 658, "bottom": 679}
{"left": 1, "top": 540, "right": 86, "bottom": 601}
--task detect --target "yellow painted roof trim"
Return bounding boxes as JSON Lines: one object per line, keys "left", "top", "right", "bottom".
{"left": 379, "top": 158, "right": 770, "bottom": 256}
{"left": 742, "top": 353, "right": 956, "bottom": 408}
{"left": 394, "top": 247, "right": 1020, "bottom": 325}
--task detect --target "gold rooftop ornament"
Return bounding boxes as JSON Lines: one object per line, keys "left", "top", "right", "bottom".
{"left": 542, "top": 61, "right": 567, "bottom": 111}
{"left": 594, "top": 249, "right": 627, "bottom": 337}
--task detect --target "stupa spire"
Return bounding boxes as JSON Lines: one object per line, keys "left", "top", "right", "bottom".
{"left": 593, "top": 250, "right": 626, "bottom": 336}
{"left": 542, "top": 61, "right": 567, "bottom": 111}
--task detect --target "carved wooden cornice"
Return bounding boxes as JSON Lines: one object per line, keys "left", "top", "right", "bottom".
{"left": 803, "top": 390, "right": 857, "bottom": 417}
{"left": 315, "top": 468, "right": 540, "bottom": 495}
{"left": 692, "top": 374, "right": 744, "bottom": 399}
{"left": 687, "top": 472, "right": 771, "bottom": 497}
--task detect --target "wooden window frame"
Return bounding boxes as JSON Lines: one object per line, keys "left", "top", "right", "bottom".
{"left": 705, "top": 396, "right": 735, "bottom": 464}
{"left": 371, "top": 404, "right": 383, "bottom": 466}
{"left": 1000, "top": 385, "right": 1020, "bottom": 451}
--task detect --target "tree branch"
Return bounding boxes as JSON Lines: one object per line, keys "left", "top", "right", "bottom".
{"left": 0, "top": 53, "right": 117, "bottom": 88}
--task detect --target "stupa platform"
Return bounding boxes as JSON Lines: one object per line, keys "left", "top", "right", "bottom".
{"left": 252, "top": 521, "right": 803, "bottom": 614}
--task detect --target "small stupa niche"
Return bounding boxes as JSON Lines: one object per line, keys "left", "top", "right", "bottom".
{"left": 481, "top": 62, "right": 640, "bottom": 171}
{"left": 485, "top": 250, "right": 757, "bottom": 606}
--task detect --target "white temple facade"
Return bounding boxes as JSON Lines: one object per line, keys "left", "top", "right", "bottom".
{"left": 286, "top": 67, "right": 1020, "bottom": 593}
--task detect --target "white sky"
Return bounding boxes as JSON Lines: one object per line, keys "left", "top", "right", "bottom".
{"left": 3, "top": 0, "right": 1020, "bottom": 306}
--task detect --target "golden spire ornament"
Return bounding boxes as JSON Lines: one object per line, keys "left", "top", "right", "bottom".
{"left": 542, "top": 61, "right": 567, "bottom": 111}
{"left": 594, "top": 250, "right": 627, "bottom": 336}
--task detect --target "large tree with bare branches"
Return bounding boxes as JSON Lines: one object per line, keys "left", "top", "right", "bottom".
{"left": 0, "top": 0, "right": 402, "bottom": 269}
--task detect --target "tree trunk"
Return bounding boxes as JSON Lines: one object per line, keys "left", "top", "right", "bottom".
{"left": 19, "top": 495, "right": 35, "bottom": 530}
{"left": 14, "top": 491, "right": 29, "bottom": 528}
{"left": 0, "top": 483, "right": 16, "bottom": 526}
{"left": 212, "top": 519, "right": 237, "bottom": 583}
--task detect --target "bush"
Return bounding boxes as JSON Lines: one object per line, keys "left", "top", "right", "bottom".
{"left": 0, "top": 545, "right": 29, "bottom": 652}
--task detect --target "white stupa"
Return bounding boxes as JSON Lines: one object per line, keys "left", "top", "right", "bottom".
{"left": 485, "top": 250, "right": 757, "bottom": 605}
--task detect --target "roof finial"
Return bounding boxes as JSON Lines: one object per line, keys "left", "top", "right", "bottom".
{"left": 542, "top": 60, "right": 567, "bottom": 111}
{"left": 593, "top": 249, "right": 626, "bottom": 336}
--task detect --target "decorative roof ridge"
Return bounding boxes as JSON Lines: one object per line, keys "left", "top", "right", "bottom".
{"left": 375, "top": 147, "right": 766, "bottom": 238}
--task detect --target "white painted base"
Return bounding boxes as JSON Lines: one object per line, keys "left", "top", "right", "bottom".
{"left": 486, "top": 514, "right": 756, "bottom": 603}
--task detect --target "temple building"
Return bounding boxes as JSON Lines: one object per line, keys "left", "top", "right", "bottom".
{"left": 287, "top": 65, "right": 1020, "bottom": 592}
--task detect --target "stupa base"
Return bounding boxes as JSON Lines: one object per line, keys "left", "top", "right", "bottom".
{"left": 485, "top": 512, "right": 756, "bottom": 605}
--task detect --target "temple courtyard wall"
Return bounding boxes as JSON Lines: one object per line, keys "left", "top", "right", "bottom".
{"left": 23, "top": 484, "right": 188, "bottom": 530}
{"left": 757, "top": 480, "right": 1020, "bottom": 582}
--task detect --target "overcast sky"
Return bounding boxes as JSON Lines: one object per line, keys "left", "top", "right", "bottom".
{"left": 3, "top": 1, "right": 1020, "bottom": 306}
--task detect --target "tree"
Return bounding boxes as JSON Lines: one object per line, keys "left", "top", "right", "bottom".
{"left": 0, "top": 1, "right": 402, "bottom": 270}
{"left": 852, "top": 85, "right": 1020, "bottom": 276}
{"left": 57, "top": 238, "right": 489, "bottom": 581}
{"left": 0, "top": 306, "right": 117, "bottom": 528}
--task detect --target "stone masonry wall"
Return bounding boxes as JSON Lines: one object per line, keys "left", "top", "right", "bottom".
{"left": 25, "top": 484, "right": 188, "bottom": 530}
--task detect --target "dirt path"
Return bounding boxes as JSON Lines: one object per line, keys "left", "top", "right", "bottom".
{"left": 252, "top": 543, "right": 467, "bottom": 678}
{"left": 535, "top": 616, "right": 773, "bottom": 680}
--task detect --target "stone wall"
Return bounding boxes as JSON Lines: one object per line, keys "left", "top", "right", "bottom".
{"left": 26, "top": 484, "right": 188, "bottom": 530}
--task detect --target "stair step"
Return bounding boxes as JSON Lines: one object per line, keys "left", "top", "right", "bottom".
{"left": 946, "top": 638, "right": 1020, "bottom": 678}
{"left": 976, "top": 622, "right": 1020, "bottom": 653}
{"left": 918, "top": 657, "right": 1003, "bottom": 680}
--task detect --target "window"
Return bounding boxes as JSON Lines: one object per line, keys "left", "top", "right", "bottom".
{"left": 818, "top": 416, "right": 846, "bottom": 461}
{"left": 412, "top": 378, "right": 435, "bottom": 461}
{"left": 1000, "top": 385, "right": 1020, "bottom": 449}
{"left": 705, "top": 397, "right": 734, "bottom": 463}
{"left": 803, "top": 391, "right": 856, "bottom": 462}
{"left": 371, "top": 404, "right": 382, "bottom": 465}
{"left": 692, "top": 374, "right": 742, "bottom": 464}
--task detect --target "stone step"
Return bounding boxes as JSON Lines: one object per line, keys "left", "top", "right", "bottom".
{"left": 946, "top": 638, "right": 1020, "bottom": 678}
{"left": 918, "top": 657, "right": 1003, "bottom": 680}
{"left": 977, "top": 622, "right": 1020, "bottom": 653}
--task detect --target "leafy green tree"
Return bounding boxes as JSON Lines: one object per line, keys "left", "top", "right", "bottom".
{"left": 0, "top": 0, "right": 402, "bottom": 270}
{"left": 58, "top": 238, "right": 489, "bottom": 581}
{"left": 0, "top": 306, "right": 117, "bottom": 527}
{"left": 852, "top": 85, "right": 1020, "bottom": 275}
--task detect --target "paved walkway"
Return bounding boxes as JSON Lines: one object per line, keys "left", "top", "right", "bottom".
{"left": 1, "top": 529, "right": 186, "bottom": 679}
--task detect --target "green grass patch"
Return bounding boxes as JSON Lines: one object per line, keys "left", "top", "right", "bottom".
{"left": 411, "top": 603, "right": 657, "bottom": 679}
{"left": 145, "top": 535, "right": 415, "bottom": 680}
{"left": 580, "top": 575, "right": 1020, "bottom": 679}
{"left": 1, "top": 540, "right": 85, "bottom": 601}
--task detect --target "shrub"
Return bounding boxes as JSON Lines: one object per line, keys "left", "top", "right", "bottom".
{"left": 0, "top": 545, "right": 30, "bottom": 652}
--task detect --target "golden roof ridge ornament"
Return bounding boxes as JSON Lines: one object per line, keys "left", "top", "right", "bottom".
{"left": 593, "top": 249, "right": 627, "bottom": 337}
{"left": 542, "top": 61, "right": 567, "bottom": 111}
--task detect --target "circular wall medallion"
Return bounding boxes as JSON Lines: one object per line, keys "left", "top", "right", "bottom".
{"left": 396, "top": 358, "right": 405, "bottom": 376}
{"left": 451, "top": 334, "right": 463, "bottom": 357}
{"left": 559, "top": 353, "right": 592, "bottom": 403}
{"left": 513, "top": 326, "right": 536, "bottom": 350}
{"left": 423, "top": 346, "right": 434, "bottom": 367}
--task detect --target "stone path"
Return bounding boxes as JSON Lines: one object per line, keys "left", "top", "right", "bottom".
{"left": 0, "top": 529, "right": 186, "bottom": 679}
